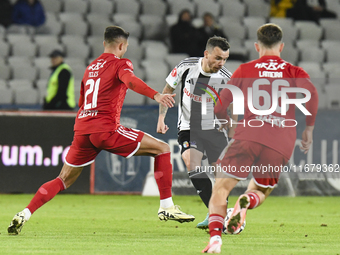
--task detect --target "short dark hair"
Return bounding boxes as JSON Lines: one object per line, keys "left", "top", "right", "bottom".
{"left": 206, "top": 36, "right": 230, "bottom": 51}
{"left": 257, "top": 23, "right": 283, "bottom": 48}
{"left": 104, "top": 26, "right": 130, "bottom": 44}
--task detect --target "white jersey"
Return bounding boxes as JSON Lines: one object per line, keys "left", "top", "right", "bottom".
{"left": 166, "top": 57, "right": 232, "bottom": 131}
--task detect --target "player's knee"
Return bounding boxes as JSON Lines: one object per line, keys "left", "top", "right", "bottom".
{"left": 158, "top": 141, "right": 170, "bottom": 153}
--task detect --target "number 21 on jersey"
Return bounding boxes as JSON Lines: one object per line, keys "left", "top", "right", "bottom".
{"left": 84, "top": 78, "right": 100, "bottom": 110}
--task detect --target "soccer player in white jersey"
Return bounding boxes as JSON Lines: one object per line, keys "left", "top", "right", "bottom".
{"left": 157, "top": 36, "right": 237, "bottom": 228}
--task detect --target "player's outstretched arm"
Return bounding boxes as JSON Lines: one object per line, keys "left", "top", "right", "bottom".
{"left": 300, "top": 125, "right": 314, "bottom": 154}
{"left": 157, "top": 83, "right": 175, "bottom": 134}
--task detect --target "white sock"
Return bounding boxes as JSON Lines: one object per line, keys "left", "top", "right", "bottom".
{"left": 23, "top": 208, "right": 32, "bottom": 221}
{"left": 210, "top": 235, "right": 222, "bottom": 244}
{"left": 160, "top": 197, "right": 174, "bottom": 209}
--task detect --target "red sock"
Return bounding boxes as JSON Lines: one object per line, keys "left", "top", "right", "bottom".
{"left": 208, "top": 214, "right": 224, "bottom": 238}
{"left": 27, "top": 177, "right": 66, "bottom": 214}
{"left": 154, "top": 152, "right": 172, "bottom": 200}
{"left": 247, "top": 192, "right": 260, "bottom": 209}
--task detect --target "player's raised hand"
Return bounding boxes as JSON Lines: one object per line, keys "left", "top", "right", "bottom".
{"left": 300, "top": 126, "right": 314, "bottom": 154}
{"left": 154, "top": 93, "right": 176, "bottom": 108}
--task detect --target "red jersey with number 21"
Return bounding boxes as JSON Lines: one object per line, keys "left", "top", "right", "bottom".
{"left": 74, "top": 53, "right": 134, "bottom": 134}
{"left": 217, "top": 55, "right": 318, "bottom": 159}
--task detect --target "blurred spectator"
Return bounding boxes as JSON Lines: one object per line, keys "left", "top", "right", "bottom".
{"left": 270, "top": 0, "right": 294, "bottom": 17}
{"left": 12, "top": 0, "right": 46, "bottom": 27}
{"left": 43, "top": 50, "right": 76, "bottom": 110}
{"left": 197, "top": 13, "right": 227, "bottom": 55}
{"left": 0, "top": 0, "right": 13, "bottom": 28}
{"left": 286, "top": 0, "right": 336, "bottom": 23}
{"left": 170, "top": 9, "right": 200, "bottom": 57}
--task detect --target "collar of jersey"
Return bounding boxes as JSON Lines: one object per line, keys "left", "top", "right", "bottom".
{"left": 198, "top": 57, "right": 213, "bottom": 77}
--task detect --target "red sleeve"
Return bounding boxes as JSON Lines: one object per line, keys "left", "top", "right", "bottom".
{"left": 119, "top": 71, "right": 158, "bottom": 100}
{"left": 295, "top": 67, "right": 318, "bottom": 126}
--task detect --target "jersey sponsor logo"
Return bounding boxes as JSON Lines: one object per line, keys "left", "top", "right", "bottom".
{"left": 183, "top": 87, "right": 213, "bottom": 103}
{"left": 255, "top": 59, "right": 286, "bottom": 71}
{"left": 171, "top": 67, "right": 177, "bottom": 77}
{"left": 88, "top": 60, "right": 107, "bottom": 71}
{"left": 126, "top": 61, "right": 133, "bottom": 69}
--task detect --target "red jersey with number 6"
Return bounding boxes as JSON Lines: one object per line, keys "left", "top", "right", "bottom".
{"left": 215, "top": 55, "right": 319, "bottom": 159}
{"left": 74, "top": 53, "right": 134, "bottom": 134}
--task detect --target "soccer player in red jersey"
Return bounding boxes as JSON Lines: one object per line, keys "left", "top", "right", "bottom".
{"left": 202, "top": 23, "right": 318, "bottom": 253}
{"left": 8, "top": 26, "right": 195, "bottom": 235}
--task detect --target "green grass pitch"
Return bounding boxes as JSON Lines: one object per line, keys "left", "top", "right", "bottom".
{"left": 0, "top": 195, "right": 339, "bottom": 255}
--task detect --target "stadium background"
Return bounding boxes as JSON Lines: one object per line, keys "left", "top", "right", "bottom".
{"left": 0, "top": 0, "right": 339, "bottom": 195}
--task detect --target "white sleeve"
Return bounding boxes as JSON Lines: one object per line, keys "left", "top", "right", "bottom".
{"left": 165, "top": 64, "right": 184, "bottom": 90}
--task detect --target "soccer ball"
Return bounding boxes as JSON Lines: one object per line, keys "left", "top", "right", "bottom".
{"left": 223, "top": 208, "right": 246, "bottom": 235}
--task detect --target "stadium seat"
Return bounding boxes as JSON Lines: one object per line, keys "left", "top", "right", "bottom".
{"left": 35, "top": 79, "right": 47, "bottom": 104}
{"left": 139, "top": 14, "right": 167, "bottom": 40}
{"left": 322, "top": 20, "right": 340, "bottom": 41}
{"left": 88, "top": 0, "right": 114, "bottom": 15}
{"left": 0, "top": 79, "right": 13, "bottom": 104}
{"left": 142, "top": 40, "right": 169, "bottom": 60}
{"left": 165, "top": 14, "right": 178, "bottom": 28}
{"left": 63, "top": 0, "right": 89, "bottom": 14}
{"left": 323, "top": 62, "right": 340, "bottom": 74}
{"left": 243, "top": 17, "right": 267, "bottom": 39}
{"left": 220, "top": 0, "right": 246, "bottom": 19}
{"left": 300, "top": 47, "right": 325, "bottom": 63}
{"left": 40, "top": 0, "right": 62, "bottom": 13}
{"left": 243, "top": 0, "right": 270, "bottom": 17}
{"left": 37, "top": 66, "right": 51, "bottom": 79}
{"left": 298, "top": 62, "right": 322, "bottom": 73}
{"left": 194, "top": 0, "right": 221, "bottom": 18}
{"left": 295, "top": 21, "right": 323, "bottom": 40}
{"left": 64, "top": 57, "right": 87, "bottom": 67}
{"left": 37, "top": 42, "right": 64, "bottom": 58}
{"left": 124, "top": 90, "right": 145, "bottom": 105}
{"left": 225, "top": 60, "right": 242, "bottom": 73}
{"left": 11, "top": 41, "right": 37, "bottom": 57}
{"left": 87, "top": 13, "right": 111, "bottom": 24}
{"left": 6, "top": 34, "right": 32, "bottom": 44}
{"left": 280, "top": 46, "right": 299, "bottom": 65}
{"left": 325, "top": 84, "right": 340, "bottom": 109}
{"left": 321, "top": 40, "right": 340, "bottom": 49}
{"left": 115, "top": 0, "right": 141, "bottom": 16}
{"left": 220, "top": 19, "right": 246, "bottom": 41}
{"left": 14, "top": 87, "right": 39, "bottom": 105}
{"left": 192, "top": 18, "right": 203, "bottom": 28}
{"left": 324, "top": 0, "right": 340, "bottom": 17}
{"left": 296, "top": 39, "right": 320, "bottom": 49}
{"left": 89, "top": 20, "right": 113, "bottom": 36}
{"left": 327, "top": 72, "right": 340, "bottom": 85}
{"left": 61, "top": 35, "right": 90, "bottom": 58}
{"left": 6, "top": 24, "right": 27, "bottom": 34}
{"left": 59, "top": 13, "right": 84, "bottom": 23}
{"left": 112, "top": 13, "right": 136, "bottom": 24}
{"left": 0, "top": 62, "right": 11, "bottom": 80}
{"left": 141, "top": 59, "right": 169, "bottom": 83}
{"left": 141, "top": 0, "right": 167, "bottom": 16}
{"left": 244, "top": 39, "right": 258, "bottom": 61}
{"left": 74, "top": 79, "right": 82, "bottom": 106}
{"left": 122, "top": 36, "right": 143, "bottom": 61}
{"left": 308, "top": 70, "right": 327, "bottom": 92}
{"left": 131, "top": 60, "right": 145, "bottom": 80}
{"left": 168, "top": 0, "right": 196, "bottom": 16}
{"left": 63, "top": 20, "right": 89, "bottom": 36}
{"left": 34, "top": 34, "right": 59, "bottom": 46}
{"left": 36, "top": 12, "right": 62, "bottom": 35}
{"left": 87, "top": 36, "right": 104, "bottom": 59}
{"left": 269, "top": 17, "right": 294, "bottom": 27}
{"left": 325, "top": 45, "right": 340, "bottom": 62}
{"left": 275, "top": 23, "right": 298, "bottom": 44}
{"left": 0, "top": 41, "right": 10, "bottom": 57}
{"left": 71, "top": 65, "right": 86, "bottom": 81}
{"left": 11, "top": 64, "right": 38, "bottom": 81}
{"left": 164, "top": 53, "right": 190, "bottom": 69}
{"left": 7, "top": 56, "right": 32, "bottom": 66}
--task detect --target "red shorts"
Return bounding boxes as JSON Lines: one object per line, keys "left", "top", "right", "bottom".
{"left": 65, "top": 125, "right": 144, "bottom": 167}
{"left": 216, "top": 139, "right": 289, "bottom": 188}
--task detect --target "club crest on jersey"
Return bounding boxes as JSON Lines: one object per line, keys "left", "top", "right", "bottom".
{"left": 171, "top": 67, "right": 177, "bottom": 77}
{"left": 126, "top": 61, "right": 133, "bottom": 69}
